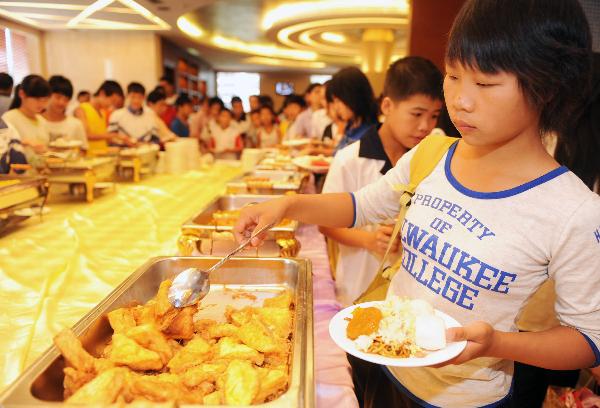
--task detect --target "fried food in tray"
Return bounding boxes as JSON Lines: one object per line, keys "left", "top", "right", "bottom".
{"left": 54, "top": 280, "right": 294, "bottom": 405}
{"left": 211, "top": 209, "right": 293, "bottom": 228}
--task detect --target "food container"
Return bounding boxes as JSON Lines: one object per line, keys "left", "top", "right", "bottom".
{"left": 118, "top": 145, "right": 160, "bottom": 182}
{"left": 225, "top": 170, "right": 305, "bottom": 195}
{"left": 0, "top": 256, "right": 314, "bottom": 407}
{"left": 45, "top": 157, "right": 117, "bottom": 202}
{"left": 0, "top": 175, "right": 49, "bottom": 234}
{"left": 179, "top": 194, "right": 300, "bottom": 257}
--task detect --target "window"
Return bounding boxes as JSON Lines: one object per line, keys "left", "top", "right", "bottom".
{"left": 0, "top": 28, "right": 31, "bottom": 84}
{"left": 310, "top": 74, "right": 332, "bottom": 84}
{"left": 216, "top": 72, "right": 260, "bottom": 111}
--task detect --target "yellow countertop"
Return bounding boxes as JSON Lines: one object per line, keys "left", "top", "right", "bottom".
{"left": 0, "top": 164, "right": 242, "bottom": 391}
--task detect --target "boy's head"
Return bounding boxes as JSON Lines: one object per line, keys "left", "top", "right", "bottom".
{"left": 208, "top": 96, "right": 224, "bottom": 118}
{"left": 304, "top": 83, "right": 323, "bottom": 110}
{"left": 94, "top": 80, "right": 124, "bottom": 110}
{"left": 175, "top": 94, "right": 193, "bottom": 118}
{"left": 445, "top": 0, "right": 591, "bottom": 137}
{"left": 77, "top": 90, "right": 90, "bottom": 103}
{"left": 249, "top": 95, "right": 260, "bottom": 111}
{"left": 282, "top": 94, "right": 306, "bottom": 121}
{"left": 146, "top": 87, "right": 167, "bottom": 115}
{"left": 16, "top": 75, "right": 50, "bottom": 114}
{"left": 259, "top": 105, "right": 275, "bottom": 127}
{"left": 159, "top": 76, "right": 175, "bottom": 97}
{"left": 217, "top": 108, "right": 233, "bottom": 129}
{"left": 231, "top": 96, "right": 244, "bottom": 118}
{"left": 47, "top": 75, "right": 74, "bottom": 115}
{"left": 127, "top": 82, "right": 146, "bottom": 111}
{"left": 0, "top": 73, "right": 13, "bottom": 96}
{"left": 250, "top": 109, "right": 261, "bottom": 127}
{"left": 381, "top": 57, "right": 443, "bottom": 148}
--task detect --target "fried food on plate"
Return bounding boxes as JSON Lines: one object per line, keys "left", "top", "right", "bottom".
{"left": 108, "top": 333, "right": 163, "bottom": 371}
{"left": 238, "top": 317, "right": 285, "bottom": 354}
{"left": 263, "top": 290, "right": 293, "bottom": 309}
{"left": 216, "top": 337, "right": 264, "bottom": 366}
{"left": 107, "top": 308, "right": 137, "bottom": 334}
{"left": 167, "top": 336, "right": 212, "bottom": 374}
{"left": 125, "top": 324, "right": 173, "bottom": 365}
{"left": 66, "top": 367, "right": 127, "bottom": 404}
{"left": 224, "top": 360, "right": 260, "bottom": 405}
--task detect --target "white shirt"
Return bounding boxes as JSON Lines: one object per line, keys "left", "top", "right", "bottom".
{"left": 353, "top": 141, "right": 600, "bottom": 408}
{"left": 2, "top": 109, "right": 49, "bottom": 165}
{"left": 211, "top": 124, "right": 240, "bottom": 160}
{"left": 322, "top": 126, "right": 394, "bottom": 306}
{"left": 44, "top": 116, "right": 88, "bottom": 150}
{"left": 257, "top": 126, "right": 280, "bottom": 148}
{"left": 312, "top": 108, "right": 331, "bottom": 140}
{"left": 108, "top": 107, "right": 158, "bottom": 142}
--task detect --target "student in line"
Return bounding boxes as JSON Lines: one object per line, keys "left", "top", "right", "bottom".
{"left": 158, "top": 76, "right": 177, "bottom": 126}
{"left": 74, "top": 80, "right": 124, "bottom": 155}
{"left": 292, "top": 83, "right": 322, "bottom": 139}
{"left": 320, "top": 56, "right": 444, "bottom": 307}
{"left": 231, "top": 96, "right": 249, "bottom": 136}
{"left": 234, "top": 1, "right": 600, "bottom": 407}
{"left": 146, "top": 88, "right": 177, "bottom": 143}
{"left": 327, "top": 67, "right": 379, "bottom": 153}
{"left": 0, "top": 73, "right": 14, "bottom": 118}
{"left": 245, "top": 108, "right": 261, "bottom": 148}
{"left": 257, "top": 105, "right": 280, "bottom": 148}
{"left": 208, "top": 108, "right": 243, "bottom": 160}
{"left": 281, "top": 94, "right": 307, "bottom": 141}
{"left": 170, "top": 94, "right": 193, "bottom": 138}
{"left": 43, "top": 75, "right": 88, "bottom": 150}
{"left": 108, "top": 82, "right": 158, "bottom": 146}
{"left": 312, "top": 81, "right": 332, "bottom": 140}
{"left": 2, "top": 75, "right": 50, "bottom": 165}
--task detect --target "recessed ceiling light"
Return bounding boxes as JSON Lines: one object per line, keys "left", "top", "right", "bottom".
{"left": 320, "top": 32, "right": 346, "bottom": 44}
{"left": 177, "top": 16, "right": 203, "bottom": 37}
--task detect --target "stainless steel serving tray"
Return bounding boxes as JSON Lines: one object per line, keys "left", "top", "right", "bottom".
{"left": 0, "top": 256, "right": 314, "bottom": 407}
{"left": 225, "top": 170, "right": 305, "bottom": 195}
{"left": 0, "top": 175, "right": 48, "bottom": 212}
{"left": 179, "top": 195, "right": 300, "bottom": 257}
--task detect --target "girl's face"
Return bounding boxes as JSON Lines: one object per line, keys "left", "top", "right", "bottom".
{"left": 20, "top": 89, "right": 48, "bottom": 115}
{"left": 332, "top": 97, "right": 354, "bottom": 122}
{"left": 443, "top": 62, "right": 540, "bottom": 147}
{"left": 260, "top": 109, "right": 273, "bottom": 127}
{"left": 381, "top": 94, "right": 442, "bottom": 149}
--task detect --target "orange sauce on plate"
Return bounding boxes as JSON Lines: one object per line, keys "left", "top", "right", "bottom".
{"left": 346, "top": 307, "right": 383, "bottom": 340}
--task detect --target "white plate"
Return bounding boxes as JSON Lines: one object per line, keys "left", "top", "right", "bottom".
{"left": 292, "top": 155, "right": 332, "bottom": 174}
{"left": 282, "top": 138, "right": 312, "bottom": 147}
{"left": 329, "top": 301, "right": 467, "bottom": 367}
{"left": 50, "top": 140, "right": 83, "bottom": 148}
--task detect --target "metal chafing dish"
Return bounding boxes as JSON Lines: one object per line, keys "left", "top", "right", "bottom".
{"left": 0, "top": 175, "right": 49, "bottom": 234}
{"left": 179, "top": 194, "right": 300, "bottom": 258}
{"left": 117, "top": 145, "right": 160, "bottom": 182}
{"left": 225, "top": 170, "right": 306, "bottom": 195}
{"left": 45, "top": 156, "right": 117, "bottom": 202}
{"left": 0, "top": 256, "right": 314, "bottom": 408}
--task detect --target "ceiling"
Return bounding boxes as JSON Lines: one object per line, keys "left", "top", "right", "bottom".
{"left": 0, "top": 0, "right": 412, "bottom": 73}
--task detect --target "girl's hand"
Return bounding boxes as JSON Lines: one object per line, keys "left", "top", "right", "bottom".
{"left": 435, "top": 321, "right": 496, "bottom": 366}
{"left": 233, "top": 197, "right": 292, "bottom": 246}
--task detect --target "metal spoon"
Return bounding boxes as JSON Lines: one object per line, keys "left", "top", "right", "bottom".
{"left": 168, "top": 222, "right": 275, "bottom": 308}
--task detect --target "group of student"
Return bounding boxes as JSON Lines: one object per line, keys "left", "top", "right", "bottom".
{"left": 233, "top": 0, "right": 600, "bottom": 407}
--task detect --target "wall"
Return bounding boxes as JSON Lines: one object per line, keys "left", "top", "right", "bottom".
{"left": 0, "top": 17, "right": 45, "bottom": 81}
{"left": 44, "top": 30, "right": 161, "bottom": 95}
{"left": 408, "top": 0, "right": 466, "bottom": 70}
{"left": 259, "top": 72, "right": 311, "bottom": 111}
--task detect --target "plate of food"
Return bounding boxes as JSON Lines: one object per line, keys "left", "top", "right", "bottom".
{"left": 329, "top": 296, "right": 467, "bottom": 367}
{"left": 292, "top": 155, "right": 332, "bottom": 174}
{"left": 282, "top": 138, "right": 312, "bottom": 147}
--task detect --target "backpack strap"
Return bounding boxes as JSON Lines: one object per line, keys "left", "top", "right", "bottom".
{"left": 355, "top": 135, "right": 458, "bottom": 303}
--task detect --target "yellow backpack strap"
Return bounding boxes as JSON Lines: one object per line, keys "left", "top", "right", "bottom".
{"left": 357, "top": 136, "right": 459, "bottom": 302}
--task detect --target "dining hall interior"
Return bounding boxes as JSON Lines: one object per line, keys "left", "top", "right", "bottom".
{"left": 1, "top": 0, "right": 600, "bottom": 407}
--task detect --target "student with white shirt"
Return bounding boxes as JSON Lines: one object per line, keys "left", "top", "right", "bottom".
{"left": 208, "top": 108, "right": 243, "bottom": 160}
{"left": 2, "top": 75, "right": 50, "bottom": 166}
{"left": 281, "top": 94, "right": 307, "bottom": 141}
{"left": 234, "top": 1, "right": 600, "bottom": 406}
{"left": 257, "top": 105, "right": 280, "bottom": 148}
{"left": 146, "top": 88, "right": 177, "bottom": 144}
{"left": 320, "top": 56, "right": 443, "bottom": 307}
{"left": 108, "top": 82, "right": 158, "bottom": 146}
{"left": 42, "top": 76, "right": 87, "bottom": 151}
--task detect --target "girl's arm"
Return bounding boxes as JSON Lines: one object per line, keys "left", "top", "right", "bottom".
{"left": 234, "top": 193, "right": 354, "bottom": 245}
{"left": 446, "top": 322, "right": 596, "bottom": 370}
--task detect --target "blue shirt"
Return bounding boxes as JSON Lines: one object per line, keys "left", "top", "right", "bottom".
{"left": 334, "top": 121, "right": 376, "bottom": 155}
{"left": 170, "top": 117, "right": 189, "bottom": 138}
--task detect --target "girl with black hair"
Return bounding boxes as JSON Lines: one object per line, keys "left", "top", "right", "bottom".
{"left": 2, "top": 74, "right": 51, "bottom": 163}
{"left": 327, "top": 67, "right": 379, "bottom": 153}
{"left": 234, "top": 1, "right": 600, "bottom": 407}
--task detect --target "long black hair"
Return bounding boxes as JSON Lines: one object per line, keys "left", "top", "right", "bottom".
{"left": 446, "top": 0, "right": 592, "bottom": 137}
{"left": 327, "top": 67, "right": 378, "bottom": 126}
{"left": 9, "top": 74, "right": 50, "bottom": 110}
{"left": 555, "top": 52, "right": 600, "bottom": 191}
